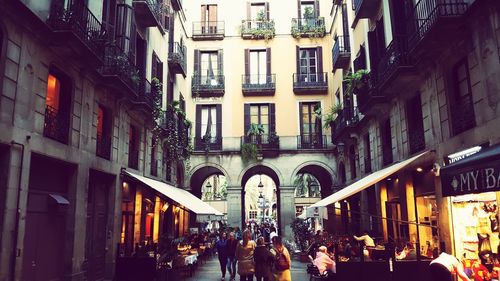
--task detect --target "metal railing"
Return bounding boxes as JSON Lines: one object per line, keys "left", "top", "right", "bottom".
{"left": 241, "top": 134, "right": 280, "bottom": 149}
{"left": 297, "top": 135, "right": 327, "bottom": 149}
{"left": 291, "top": 17, "right": 326, "bottom": 35}
{"left": 333, "top": 35, "right": 351, "bottom": 66}
{"left": 293, "top": 72, "right": 328, "bottom": 87}
{"left": 96, "top": 133, "right": 112, "bottom": 160}
{"left": 409, "top": 128, "right": 426, "bottom": 154}
{"left": 48, "top": 0, "right": 106, "bottom": 59}
{"left": 353, "top": 50, "right": 367, "bottom": 72}
{"left": 100, "top": 45, "right": 140, "bottom": 93}
{"left": 408, "top": 0, "right": 469, "bottom": 48}
{"left": 44, "top": 105, "right": 69, "bottom": 144}
{"left": 242, "top": 74, "right": 276, "bottom": 90}
{"left": 194, "top": 136, "right": 222, "bottom": 151}
{"left": 241, "top": 20, "right": 275, "bottom": 36}
{"left": 133, "top": 0, "right": 167, "bottom": 26}
{"left": 138, "top": 79, "right": 156, "bottom": 108}
{"left": 168, "top": 42, "right": 187, "bottom": 73}
{"left": 375, "top": 35, "right": 412, "bottom": 85}
{"left": 192, "top": 21, "right": 225, "bottom": 37}
{"left": 192, "top": 75, "right": 225, "bottom": 92}
{"left": 128, "top": 149, "right": 139, "bottom": 169}
{"left": 331, "top": 107, "right": 360, "bottom": 138}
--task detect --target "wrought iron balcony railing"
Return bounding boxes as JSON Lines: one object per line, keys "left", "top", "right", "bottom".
{"left": 128, "top": 149, "right": 139, "bottom": 170}
{"left": 44, "top": 105, "right": 70, "bottom": 144}
{"left": 242, "top": 74, "right": 276, "bottom": 95}
{"left": 48, "top": 0, "right": 106, "bottom": 61}
{"left": 293, "top": 72, "right": 328, "bottom": 93}
{"left": 242, "top": 134, "right": 280, "bottom": 150}
{"left": 374, "top": 35, "right": 412, "bottom": 88}
{"left": 331, "top": 107, "right": 360, "bottom": 142}
{"left": 291, "top": 17, "right": 326, "bottom": 37}
{"left": 192, "top": 21, "right": 225, "bottom": 39}
{"left": 241, "top": 20, "right": 275, "bottom": 39}
{"left": 137, "top": 78, "right": 156, "bottom": 109}
{"left": 100, "top": 45, "right": 140, "bottom": 94}
{"left": 133, "top": 0, "right": 168, "bottom": 29}
{"left": 297, "top": 135, "right": 327, "bottom": 149}
{"left": 353, "top": 0, "right": 380, "bottom": 21}
{"left": 168, "top": 42, "right": 187, "bottom": 76}
{"left": 194, "top": 136, "right": 222, "bottom": 151}
{"left": 332, "top": 35, "right": 351, "bottom": 69}
{"left": 96, "top": 133, "right": 112, "bottom": 160}
{"left": 192, "top": 75, "right": 225, "bottom": 96}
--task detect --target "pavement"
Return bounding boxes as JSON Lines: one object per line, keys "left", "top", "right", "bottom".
{"left": 184, "top": 254, "right": 309, "bottom": 281}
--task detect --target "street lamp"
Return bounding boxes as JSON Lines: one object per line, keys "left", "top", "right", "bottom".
{"left": 258, "top": 193, "right": 266, "bottom": 223}
{"left": 205, "top": 181, "right": 212, "bottom": 200}
{"left": 258, "top": 174, "right": 264, "bottom": 194}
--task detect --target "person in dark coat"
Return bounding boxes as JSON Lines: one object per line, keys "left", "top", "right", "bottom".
{"left": 216, "top": 232, "right": 229, "bottom": 280}
{"left": 227, "top": 232, "right": 239, "bottom": 281}
{"left": 254, "top": 237, "right": 274, "bottom": 281}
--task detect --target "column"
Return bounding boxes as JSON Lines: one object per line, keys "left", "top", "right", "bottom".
{"left": 226, "top": 186, "right": 242, "bottom": 228}
{"left": 279, "top": 186, "right": 295, "bottom": 238}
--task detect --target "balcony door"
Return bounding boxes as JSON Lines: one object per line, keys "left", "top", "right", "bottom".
{"left": 299, "top": 102, "right": 322, "bottom": 146}
{"left": 245, "top": 49, "right": 269, "bottom": 85}
{"left": 200, "top": 51, "right": 219, "bottom": 85}
{"left": 299, "top": 48, "right": 317, "bottom": 82}
{"left": 244, "top": 103, "right": 276, "bottom": 145}
{"left": 195, "top": 104, "right": 222, "bottom": 150}
{"left": 201, "top": 4, "right": 217, "bottom": 34}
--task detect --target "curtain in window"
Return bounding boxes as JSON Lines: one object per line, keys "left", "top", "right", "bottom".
{"left": 201, "top": 106, "right": 217, "bottom": 142}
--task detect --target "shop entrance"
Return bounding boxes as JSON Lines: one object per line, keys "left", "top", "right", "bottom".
{"left": 386, "top": 201, "right": 408, "bottom": 243}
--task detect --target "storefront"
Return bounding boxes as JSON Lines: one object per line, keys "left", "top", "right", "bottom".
{"left": 441, "top": 144, "right": 500, "bottom": 276}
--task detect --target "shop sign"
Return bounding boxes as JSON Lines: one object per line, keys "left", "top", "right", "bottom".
{"left": 442, "top": 158, "right": 500, "bottom": 196}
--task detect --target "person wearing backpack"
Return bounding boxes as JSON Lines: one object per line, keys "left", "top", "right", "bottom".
{"left": 271, "top": 236, "right": 291, "bottom": 281}
{"left": 254, "top": 237, "right": 274, "bottom": 281}
{"left": 236, "top": 230, "right": 256, "bottom": 281}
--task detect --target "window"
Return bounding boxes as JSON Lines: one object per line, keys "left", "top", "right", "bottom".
{"left": 195, "top": 104, "right": 222, "bottom": 150}
{"left": 128, "top": 125, "right": 139, "bottom": 169}
{"left": 249, "top": 210, "right": 258, "bottom": 220}
{"left": 44, "top": 68, "right": 72, "bottom": 144}
{"left": 250, "top": 50, "right": 267, "bottom": 84}
{"left": 152, "top": 51, "right": 163, "bottom": 83}
{"left": 96, "top": 105, "right": 112, "bottom": 159}
{"left": 250, "top": 3, "right": 266, "bottom": 19}
{"left": 244, "top": 104, "right": 276, "bottom": 145}
{"left": 364, "top": 134, "right": 372, "bottom": 173}
{"left": 250, "top": 104, "right": 269, "bottom": 134}
{"left": 201, "top": 4, "right": 217, "bottom": 33}
{"left": 299, "top": 102, "right": 322, "bottom": 145}
{"left": 349, "top": 145, "right": 357, "bottom": 179}
{"left": 450, "top": 58, "right": 475, "bottom": 135}
{"left": 406, "top": 94, "right": 425, "bottom": 154}
{"left": 200, "top": 51, "right": 219, "bottom": 85}
{"left": 381, "top": 118, "right": 393, "bottom": 166}
{"left": 151, "top": 140, "right": 157, "bottom": 177}
{"left": 201, "top": 105, "right": 217, "bottom": 142}
{"left": 299, "top": 1, "right": 318, "bottom": 18}
{"left": 296, "top": 47, "right": 324, "bottom": 83}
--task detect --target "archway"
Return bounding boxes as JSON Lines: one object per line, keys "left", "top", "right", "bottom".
{"left": 292, "top": 163, "right": 334, "bottom": 198}
{"left": 240, "top": 165, "right": 281, "bottom": 234}
{"left": 189, "top": 165, "right": 228, "bottom": 198}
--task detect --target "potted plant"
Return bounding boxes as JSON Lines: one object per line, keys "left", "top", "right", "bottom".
{"left": 344, "top": 69, "right": 370, "bottom": 96}
{"left": 323, "top": 102, "right": 343, "bottom": 129}
{"left": 291, "top": 218, "right": 311, "bottom": 262}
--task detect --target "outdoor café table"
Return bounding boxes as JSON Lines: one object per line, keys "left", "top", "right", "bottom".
{"left": 184, "top": 254, "right": 198, "bottom": 277}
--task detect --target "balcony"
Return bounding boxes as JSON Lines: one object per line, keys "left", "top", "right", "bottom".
{"left": 171, "top": 0, "right": 182, "bottom": 11}
{"left": 99, "top": 45, "right": 140, "bottom": 96}
{"left": 330, "top": 107, "right": 361, "bottom": 143}
{"left": 128, "top": 149, "right": 139, "bottom": 170}
{"left": 407, "top": 0, "right": 469, "bottom": 56}
{"left": 191, "top": 75, "right": 225, "bottom": 97}
{"left": 293, "top": 72, "right": 328, "bottom": 94}
{"left": 133, "top": 0, "right": 167, "bottom": 31}
{"left": 136, "top": 79, "right": 156, "bottom": 110}
{"left": 241, "top": 134, "right": 280, "bottom": 157}
{"left": 168, "top": 42, "right": 187, "bottom": 77}
{"left": 242, "top": 74, "right": 276, "bottom": 96}
{"left": 352, "top": 0, "right": 381, "bottom": 25}
{"left": 291, "top": 17, "right": 326, "bottom": 38}
{"left": 240, "top": 20, "right": 276, "bottom": 40}
{"left": 297, "top": 135, "right": 327, "bottom": 150}
{"left": 356, "top": 82, "right": 388, "bottom": 117}
{"left": 96, "top": 133, "right": 112, "bottom": 160}
{"left": 47, "top": 0, "right": 105, "bottom": 65}
{"left": 194, "top": 137, "right": 222, "bottom": 152}
{"left": 44, "top": 105, "right": 69, "bottom": 144}
{"left": 373, "top": 35, "right": 416, "bottom": 95}
{"left": 192, "top": 21, "right": 225, "bottom": 40}
{"left": 332, "top": 36, "right": 351, "bottom": 70}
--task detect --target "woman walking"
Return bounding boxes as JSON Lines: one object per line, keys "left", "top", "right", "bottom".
{"left": 227, "top": 232, "right": 238, "bottom": 281}
{"left": 254, "top": 237, "right": 274, "bottom": 281}
{"left": 236, "top": 229, "right": 256, "bottom": 281}
{"left": 216, "top": 232, "right": 229, "bottom": 280}
{"left": 270, "top": 236, "right": 291, "bottom": 281}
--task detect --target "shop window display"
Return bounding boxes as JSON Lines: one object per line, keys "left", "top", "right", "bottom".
{"left": 416, "top": 195, "right": 440, "bottom": 259}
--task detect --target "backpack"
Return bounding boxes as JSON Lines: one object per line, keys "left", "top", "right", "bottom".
{"left": 274, "top": 248, "right": 290, "bottom": 271}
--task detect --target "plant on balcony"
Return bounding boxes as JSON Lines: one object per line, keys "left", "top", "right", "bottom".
{"left": 241, "top": 123, "right": 265, "bottom": 163}
{"left": 240, "top": 10, "right": 276, "bottom": 40}
{"left": 291, "top": 7, "right": 325, "bottom": 39}
{"left": 344, "top": 69, "right": 370, "bottom": 96}
{"left": 323, "top": 102, "right": 343, "bottom": 128}
{"left": 241, "top": 143, "right": 258, "bottom": 164}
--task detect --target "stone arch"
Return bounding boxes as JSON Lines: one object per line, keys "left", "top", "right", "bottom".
{"left": 290, "top": 161, "right": 336, "bottom": 198}
{"left": 238, "top": 162, "right": 284, "bottom": 189}
{"left": 188, "top": 163, "right": 230, "bottom": 198}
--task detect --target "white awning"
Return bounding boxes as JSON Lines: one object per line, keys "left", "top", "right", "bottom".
{"left": 123, "top": 170, "right": 223, "bottom": 220}
{"left": 310, "top": 151, "right": 431, "bottom": 208}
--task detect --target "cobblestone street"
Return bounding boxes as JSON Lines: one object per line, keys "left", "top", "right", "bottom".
{"left": 184, "top": 255, "right": 309, "bottom": 281}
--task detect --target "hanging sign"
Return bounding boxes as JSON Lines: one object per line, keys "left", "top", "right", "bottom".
{"left": 441, "top": 157, "right": 500, "bottom": 196}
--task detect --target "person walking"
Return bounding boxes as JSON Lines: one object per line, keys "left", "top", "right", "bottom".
{"left": 227, "top": 232, "right": 238, "bottom": 281}
{"left": 254, "top": 237, "right": 274, "bottom": 281}
{"left": 216, "top": 232, "right": 229, "bottom": 280}
{"left": 270, "top": 236, "right": 291, "bottom": 281}
{"left": 429, "top": 252, "right": 471, "bottom": 281}
{"left": 236, "top": 229, "right": 256, "bottom": 281}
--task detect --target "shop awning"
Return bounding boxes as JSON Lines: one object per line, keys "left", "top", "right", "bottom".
{"left": 441, "top": 144, "right": 500, "bottom": 197}
{"left": 309, "top": 151, "right": 431, "bottom": 208}
{"left": 122, "top": 170, "right": 223, "bottom": 221}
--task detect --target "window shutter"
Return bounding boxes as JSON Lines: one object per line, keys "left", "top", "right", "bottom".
{"left": 297, "top": 0, "right": 301, "bottom": 18}
{"left": 152, "top": 52, "right": 158, "bottom": 80}
{"left": 244, "top": 49, "right": 250, "bottom": 77}
{"left": 194, "top": 49, "right": 200, "bottom": 83}
{"left": 247, "top": 2, "right": 251, "bottom": 20}
{"left": 269, "top": 103, "right": 276, "bottom": 134}
{"left": 265, "top": 2, "right": 270, "bottom": 20}
{"left": 298, "top": 102, "right": 304, "bottom": 136}
{"left": 216, "top": 104, "right": 222, "bottom": 144}
{"left": 158, "top": 61, "right": 163, "bottom": 84}
{"left": 201, "top": 5, "right": 206, "bottom": 22}
{"left": 367, "top": 31, "right": 379, "bottom": 73}
{"left": 195, "top": 105, "right": 202, "bottom": 142}
{"left": 244, "top": 104, "right": 250, "bottom": 136}
{"left": 266, "top": 48, "right": 271, "bottom": 77}
{"left": 218, "top": 49, "right": 224, "bottom": 76}
{"left": 376, "top": 18, "right": 386, "bottom": 56}
{"left": 314, "top": 0, "right": 320, "bottom": 17}
{"left": 316, "top": 46, "right": 323, "bottom": 78}
{"left": 296, "top": 45, "right": 300, "bottom": 75}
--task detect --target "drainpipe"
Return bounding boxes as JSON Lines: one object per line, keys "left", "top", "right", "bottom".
{"left": 9, "top": 140, "right": 25, "bottom": 281}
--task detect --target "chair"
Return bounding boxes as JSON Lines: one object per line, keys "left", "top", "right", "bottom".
{"left": 308, "top": 264, "right": 329, "bottom": 281}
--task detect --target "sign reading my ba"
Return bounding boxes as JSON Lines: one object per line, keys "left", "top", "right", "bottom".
{"left": 441, "top": 158, "right": 500, "bottom": 197}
